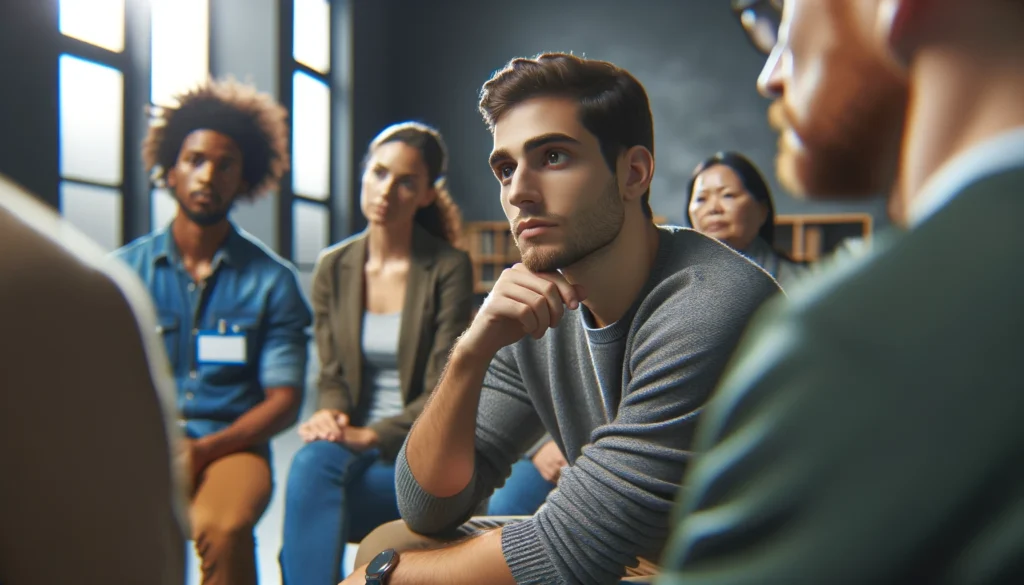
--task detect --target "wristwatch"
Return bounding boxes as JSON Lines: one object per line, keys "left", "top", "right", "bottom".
{"left": 365, "top": 548, "right": 400, "bottom": 585}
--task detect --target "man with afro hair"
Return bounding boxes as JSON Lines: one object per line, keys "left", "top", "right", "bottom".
{"left": 114, "top": 78, "right": 312, "bottom": 585}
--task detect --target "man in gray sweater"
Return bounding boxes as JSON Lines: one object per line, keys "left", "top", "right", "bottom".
{"left": 346, "top": 53, "right": 780, "bottom": 585}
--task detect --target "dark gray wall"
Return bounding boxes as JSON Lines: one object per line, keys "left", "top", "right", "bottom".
{"left": 330, "top": 0, "right": 354, "bottom": 241}
{"left": 346, "top": 0, "right": 399, "bottom": 234}
{"left": 349, "top": 0, "right": 889, "bottom": 227}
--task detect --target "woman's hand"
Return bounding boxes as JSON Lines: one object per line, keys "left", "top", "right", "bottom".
{"left": 340, "top": 427, "right": 380, "bottom": 451}
{"left": 531, "top": 440, "right": 568, "bottom": 483}
{"left": 298, "top": 409, "right": 349, "bottom": 443}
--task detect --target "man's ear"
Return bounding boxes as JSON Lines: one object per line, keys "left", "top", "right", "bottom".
{"left": 877, "top": 0, "right": 929, "bottom": 69}
{"left": 165, "top": 167, "right": 177, "bottom": 189}
{"left": 618, "top": 145, "right": 655, "bottom": 204}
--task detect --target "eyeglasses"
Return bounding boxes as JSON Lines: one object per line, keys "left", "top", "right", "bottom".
{"left": 731, "top": 0, "right": 783, "bottom": 55}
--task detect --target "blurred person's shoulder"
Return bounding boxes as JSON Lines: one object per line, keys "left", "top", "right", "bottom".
{"left": 780, "top": 170, "right": 1024, "bottom": 371}
{"left": 0, "top": 177, "right": 152, "bottom": 313}
{"left": 0, "top": 176, "right": 179, "bottom": 399}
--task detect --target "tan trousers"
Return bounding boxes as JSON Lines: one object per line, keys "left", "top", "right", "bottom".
{"left": 189, "top": 451, "right": 272, "bottom": 585}
{"left": 356, "top": 517, "right": 660, "bottom": 582}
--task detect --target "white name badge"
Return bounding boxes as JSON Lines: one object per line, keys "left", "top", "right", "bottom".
{"left": 197, "top": 332, "right": 247, "bottom": 365}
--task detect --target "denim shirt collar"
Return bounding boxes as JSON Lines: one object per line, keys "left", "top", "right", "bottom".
{"left": 151, "top": 221, "right": 246, "bottom": 270}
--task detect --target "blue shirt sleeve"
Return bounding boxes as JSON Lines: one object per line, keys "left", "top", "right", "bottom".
{"left": 259, "top": 265, "right": 312, "bottom": 391}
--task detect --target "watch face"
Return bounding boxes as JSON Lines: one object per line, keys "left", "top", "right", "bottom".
{"left": 367, "top": 549, "right": 397, "bottom": 576}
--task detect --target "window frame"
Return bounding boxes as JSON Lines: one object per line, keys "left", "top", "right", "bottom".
{"left": 278, "top": 0, "right": 336, "bottom": 270}
{"left": 55, "top": 0, "right": 140, "bottom": 248}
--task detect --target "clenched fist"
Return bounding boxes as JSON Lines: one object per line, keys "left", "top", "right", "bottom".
{"left": 460, "top": 264, "right": 587, "bottom": 358}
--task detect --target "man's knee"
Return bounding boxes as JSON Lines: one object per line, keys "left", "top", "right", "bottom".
{"left": 192, "top": 511, "right": 257, "bottom": 553}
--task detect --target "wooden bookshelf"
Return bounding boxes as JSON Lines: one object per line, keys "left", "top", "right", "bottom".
{"left": 774, "top": 213, "right": 873, "bottom": 262}
{"left": 464, "top": 221, "right": 520, "bottom": 294}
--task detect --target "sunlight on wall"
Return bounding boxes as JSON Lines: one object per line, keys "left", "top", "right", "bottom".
{"left": 151, "top": 0, "right": 210, "bottom": 107}
{"left": 59, "top": 0, "right": 125, "bottom": 52}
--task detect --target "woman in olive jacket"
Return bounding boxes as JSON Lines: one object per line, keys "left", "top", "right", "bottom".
{"left": 280, "top": 122, "right": 474, "bottom": 585}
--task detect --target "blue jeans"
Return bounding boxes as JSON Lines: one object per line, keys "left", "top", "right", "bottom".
{"left": 487, "top": 458, "right": 556, "bottom": 516}
{"left": 280, "top": 441, "right": 399, "bottom": 585}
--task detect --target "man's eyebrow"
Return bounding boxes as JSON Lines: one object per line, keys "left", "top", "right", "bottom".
{"left": 488, "top": 148, "right": 512, "bottom": 169}
{"left": 488, "top": 133, "right": 582, "bottom": 168}
{"left": 183, "top": 148, "right": 238, "bottom": 162}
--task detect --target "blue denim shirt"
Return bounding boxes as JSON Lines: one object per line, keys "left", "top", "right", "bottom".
{"left": 113, "top": 223, "right": 312, "bottom": 443}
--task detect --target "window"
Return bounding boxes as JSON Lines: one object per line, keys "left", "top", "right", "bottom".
{"left": 150, "top": 0, "right": 209, "bottom": 108}
{"left": 59, "top": 55, "right": 124, "bottom": 186}
{"left": 292, "top": 72, "right": 331, "bottom": 201}
{"left": 60, "top": 182, "right": 123, "bottom": 251}
{"left": 285, "top": 0, "right": 333, "bottom": 268}
{"left": 293, "top": 200, "right": 330, "bottom": 266}
{"left": 293, "top": 0, "right": 330, "bottom": 74}
{"left": 57, "top": 0, "right": 127, "bottom": 251}
{"left": 59, "top": 0, "right": 125, "bottom": 52}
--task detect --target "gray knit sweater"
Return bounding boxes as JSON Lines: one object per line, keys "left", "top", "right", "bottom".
{"left": 395, "top": 226, "right": 781, "bottom": 584}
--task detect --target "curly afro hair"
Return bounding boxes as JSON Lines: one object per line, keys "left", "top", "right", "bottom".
{"left": 143, "top": 78, "right": 290, "bottom": 201}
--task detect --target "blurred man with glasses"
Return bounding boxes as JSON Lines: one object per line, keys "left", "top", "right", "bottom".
{"left": 657, "top": 1, "right": 1024, "bottom": 583}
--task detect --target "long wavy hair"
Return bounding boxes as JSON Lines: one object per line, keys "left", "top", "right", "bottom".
{"left": 365, "top": 122, "right": 464, "bottom": 248}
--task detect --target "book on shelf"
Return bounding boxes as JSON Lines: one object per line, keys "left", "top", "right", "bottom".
{"left": 479, "top": 231, "right": 494, "bottom": 255}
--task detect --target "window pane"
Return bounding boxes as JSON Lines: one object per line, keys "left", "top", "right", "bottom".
{"left": 292, "top": 72, "right": 330, "bottom": 200}
{"left": 293, "top": 0, "right": 330, "bottom": 74}
{"left": 59, "top": 55, "right": 124, "bottom": 185}
{"left": 293, "top": 200, "right": 329, "bottom": 266}
{"left": 151, "top": 187, "right": 177, "bottom": 229}
{"left": 59, "top": 0, "right": 125, "bottom": 52}
{"left": 151, "top": 0, "right": 209, "bottom": 107}
{"left": 60, "top": 181, "right": 123, "bottom": 252}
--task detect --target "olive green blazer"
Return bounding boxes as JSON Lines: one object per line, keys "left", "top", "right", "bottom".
{"left": 311, "top": 224, "right": 474, "bottom": 459}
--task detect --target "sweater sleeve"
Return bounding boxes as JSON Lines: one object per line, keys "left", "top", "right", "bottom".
{"left": 501, "top": 271, "right": 779, "bottom": 585}
{"left": 394, "top": 345, "right": 547, "bottom": 535}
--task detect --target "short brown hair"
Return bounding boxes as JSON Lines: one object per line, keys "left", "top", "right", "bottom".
{"left": 143, "top": 78, "right": 290, "bottom": 201}
{"left": 479, "top": 52, "right": 654, "bottom": 217}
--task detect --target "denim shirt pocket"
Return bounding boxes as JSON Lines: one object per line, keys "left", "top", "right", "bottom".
{"left": 203, "top": 312, "right": 263, "bottom": 380}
